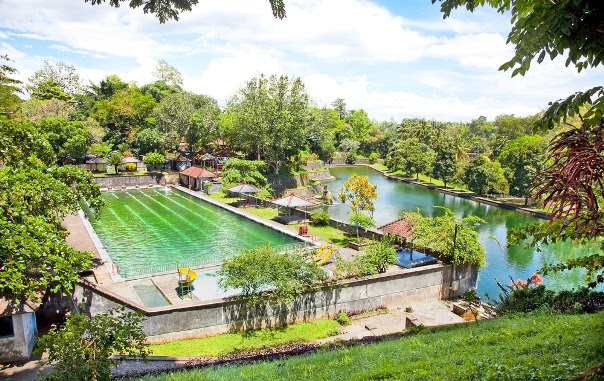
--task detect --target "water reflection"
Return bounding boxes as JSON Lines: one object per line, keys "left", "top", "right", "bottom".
{"left": 326, "top": 166, "right": 599, "bottom": 298}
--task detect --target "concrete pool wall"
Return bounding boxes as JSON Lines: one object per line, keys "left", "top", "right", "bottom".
{"left": 72, "top": 262, "right": 476, "bottom": 342}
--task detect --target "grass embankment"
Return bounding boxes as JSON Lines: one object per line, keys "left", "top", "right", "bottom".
{"left": 149, "top": 320, "right": 340, "bottom": 357}
{"left": 287, "top": 224, "right": 355, "bottom": 248}
{"left": 139, "top": 312, "right": 604, "bottom": 381}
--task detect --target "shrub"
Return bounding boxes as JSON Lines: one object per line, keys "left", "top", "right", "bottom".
{"left": 345, "top": 151, "right": 357, "bottom": 164}
{"left": 335, "top": 312, "right": 351, "bottom": 326}
{"left": 217, "top": 245, "right": 328, "bottom": 305}
{"left": 143, "top": 152, "right": 165, "bottom": 167}
{"left": 36, "top": 308, "right": 149, "bottom": 381}
{"left": 496, "top": 277, "right": 604, "bottom": 314}
{"left": 124, "top": 162, "right": 137, "bottom": 171}
{"left": 221, "top": 158, "right": 267, "bottom": 188}
{"left": 338, "top": 237, "right": 397, "bottom": 277}
{"left": 310, "top": 211, "right": 331, "bottom": 226}
{"left": 368, "top": 152, "right": 379, "bottom": 164}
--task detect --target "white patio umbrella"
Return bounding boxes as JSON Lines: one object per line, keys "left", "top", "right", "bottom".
{"left": 271, "top": 193, "right": 314, "bottom": 224}
{"left": 226, "top": 182, "right": 261, "bottom": 206}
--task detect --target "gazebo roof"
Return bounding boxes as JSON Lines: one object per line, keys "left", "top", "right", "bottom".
{"left": 272, "top": 193, "right": 314, "bottom": 208}
{"left": 378, "top": 217, "right": 414, "bottom": 239}
{"left": 226, "top": 182, "right": 261, "bottom": 194}
{"left": 200, "top": 153, "right": 215, "bottom": 160}
{"left": 180, "top": 166, "right": 217, "bottom": 178}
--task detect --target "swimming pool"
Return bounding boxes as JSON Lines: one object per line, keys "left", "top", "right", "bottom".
{"left": 85, "top": 187, "right": 302, "bottom": 278}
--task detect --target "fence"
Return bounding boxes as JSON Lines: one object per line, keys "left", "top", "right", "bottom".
{"left": 117, "top": 241, "right": 310, "bottom": 279}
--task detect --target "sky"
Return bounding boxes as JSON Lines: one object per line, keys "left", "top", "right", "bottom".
{"left": 1, "top": 0, "right": 602, "bottom": 122}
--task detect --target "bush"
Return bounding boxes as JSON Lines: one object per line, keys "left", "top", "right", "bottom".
{"left": 143, "top": 152, "right": 165, "bottom": 167}
{"left": 217, "top": 245, "right": 328, "bottom": 305}
{"left": 337, "top": 237, "right": 397, "bottom": 277}
{"left": 368, "top": 152, "right": 379, "bottom": 164}
{"left": 497, "top": 280, "right": 604, "bottom": 314}
{"left": 345, "top": 151, "right": 357, "bottom": 164}
{"left": 221, "top": 158, "right": 267, "bottom": 188}
{"left": 124, "top": 162, "right": 137, "bottom": 171}
{"left": 310, "top": 211, "right": 331, "bottom": 226}
{"left": 335, "top": 312, "right": 351, "bottom": 326}
{"left": 36, "top": 308, "right": 149, "bottom": 381}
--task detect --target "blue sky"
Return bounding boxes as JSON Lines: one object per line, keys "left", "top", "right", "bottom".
{"left": 1, "top": 0, "right": 602, "bottom": 121}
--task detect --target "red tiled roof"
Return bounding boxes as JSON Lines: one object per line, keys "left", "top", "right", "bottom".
{"left": 378, "top": 217, "right": 414, "bottom": 239}
{"left": 180, "top": 166, "right": 217, "bottom": 178}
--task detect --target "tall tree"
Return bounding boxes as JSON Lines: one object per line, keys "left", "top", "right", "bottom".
{"left": 331, "top": 98, "right": 347, "bottom": 120}
{"left": 498, "top": 135, "right": 546, "bottom": 204}
{"left": 339, "top": 174, "right": 378, "bottom": 240}
{"left": 346, "top": 109, "right": 372, "bottom": 142}
{"left": 229, "top": 74, "right": 310, "bottom": 173}
{"left": 432, "top": 139, "right": 457, "bottom": 188}
{"left": 385, "top": 137, "right": 432, "bottom": 180}
{"left": 37, "top": 117, "right": 92, "bottom": 162}
{"left": 27, "top": 61, "right": 82, "bottom": 101}
{"left": 152, "top": 60, "right": 183, "bottom": 88}
{"left": 85, "top": 0, "right": 287, "bottom": 23}
{"left": 0, "top": 55, "right": 22, "bottom": 117}
{"left": 464, "top": 155, "right": 508, "bottom": 195}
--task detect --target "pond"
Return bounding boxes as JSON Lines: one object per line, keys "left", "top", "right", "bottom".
{"left": 325, "top": 166, "right": 596, "bottom": 299}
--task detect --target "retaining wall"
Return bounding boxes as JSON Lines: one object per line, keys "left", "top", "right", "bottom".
{"left": 73, "top": 263, "right": 476, "bottom": 341}
{"left": 93, "top": 173, "right": 180, "bottom": 188}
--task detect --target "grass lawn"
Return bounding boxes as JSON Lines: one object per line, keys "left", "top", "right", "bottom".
{"left": 244, "top": 206, "right": 279, "bottom": 220}
{"left": 149, "top": 320, "right": 340, "bottom": 357}
{"left": 288, "top": 223, "right": 354, "bottom": 247}
{"left": 139, "top": 312, "right": 604, "bottom": 381}
{"left": 208, "top": 191, "right": 239, "bottom": 204}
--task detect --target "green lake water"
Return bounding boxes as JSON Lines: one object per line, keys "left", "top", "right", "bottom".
{"left": 86, "top": 187, "right": 300, "bottom": 278}
{"left": 326, "top": 166, "right": 596, "bottom": 299}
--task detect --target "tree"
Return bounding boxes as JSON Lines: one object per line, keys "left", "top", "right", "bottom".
{"left": 21, "top": 98, "right": 75, "bottom": 122}
{"left": 90, "top": 75, "right": 129, "bottom": 100}
{"left": 154, "top": 92, "right": 220, "bottom": 153}
{"left": 27, "top": 61, "right": 82, "bottom": 101}
{"left": 307, "top": 108, "right": 338, "bottom": 161}
{"left": 229, "top": 75, "right": 311, "bottom": 173}
{"left": 143, "top": 151, "right": 165, "bottom": 168}
{"left": 385, "top": 137, "right": 432, "bottom": 180}
{"left": 331, "top": 98, "right": 347, "bottom": 120}
{"left": 405, "top": 207, "right": 486, "bottom": 268}
{"left": 153, "top": 60, "right": 183, "bottom": 88}
{"left": 0, "top": 55, "right": 22, "bottom": 117}
{"left": 140, "top": 80, "right": 181, "bottom": 102}
{"left": 346, "top": 109, "right": 372, "bottom": 142}
{"left": 220, "top": 158, "right": 267, "bottom": 188}
{"left": 93, "top": 86, "right": 157, "bottom": 146}
{"left": 85, "top": 0, "right": 287, "bottom": 23}
{"left": 464, "top": 155, "right": 508, "bottom": 195}
{"left": 36, "top": 308, "right": 149, "bottom": 381}
{"left": 0, "top": 117, "right": 103, "bottom": 303}
{"left": 432, "top": 139, "right": 457, "bottom": 188}
{"left": 339, "top": 174, "right": 378, "bottom": 240}
{"left": 498, "top": 135, "right": 546, "bottom": 204}
{"left": 218, "top": 245, "right": 327, "bottom": 306}
{"left": 37, "top": 117, "right": 92, "bottom": 161}
{"left": 106, "top": 150, "right": 123, "bottom": 174}
{"left": 435, "top": 0, "right": 604, "bottom": 285}
{"left": 133, "top": 128, "right": 163, "bottom": 155}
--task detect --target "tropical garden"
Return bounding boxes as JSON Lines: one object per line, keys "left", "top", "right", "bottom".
{"left": 0, "top": 0, "right": 602, "bottom": 379}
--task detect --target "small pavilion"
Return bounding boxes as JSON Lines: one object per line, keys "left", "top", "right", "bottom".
{"left": 179, "top": 166, "right": 217, "bottom": 191}
{"left": 378, "top": 217, "right": 414, "bottom": 244}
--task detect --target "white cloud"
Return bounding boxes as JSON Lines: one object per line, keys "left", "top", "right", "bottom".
{"left": 0, "top": 0, "right": 602, "bottom": 121}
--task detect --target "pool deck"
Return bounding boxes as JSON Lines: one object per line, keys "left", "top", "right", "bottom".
{"left": 62, "top": 185, "right": 338, "bottom": 310}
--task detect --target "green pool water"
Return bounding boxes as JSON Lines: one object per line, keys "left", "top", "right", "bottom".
{"left": 86, "top": 187, "right": 300, "bottom": 278}
{"left": 326, "top": 166, "right": 600, "bottom": 299}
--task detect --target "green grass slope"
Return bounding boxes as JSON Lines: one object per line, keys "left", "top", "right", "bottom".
{"left": 138, "top": 312, "right": 604, "bottom": 381}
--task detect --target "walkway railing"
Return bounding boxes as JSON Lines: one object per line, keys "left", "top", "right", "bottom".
{"left": 118, "top": 241, "right": 310, "bottom": 279}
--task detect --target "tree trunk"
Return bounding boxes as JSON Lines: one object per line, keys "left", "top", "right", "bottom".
{"left": 114, "top": 164, "right": 118, "bottom": 174}
{"left": 524, "top": 196, "right": 528, "bottom": 206}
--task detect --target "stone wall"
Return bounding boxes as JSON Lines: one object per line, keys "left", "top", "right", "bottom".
{"left": 73, "top": 263, "right": 476, "bottom": 341}
{"left": 94, "top": 173, "right": 180, "bottom": 188}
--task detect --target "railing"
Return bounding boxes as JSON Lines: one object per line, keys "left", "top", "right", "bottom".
{"left": 118, "top": 241, "right": 310, "bottom": 279}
